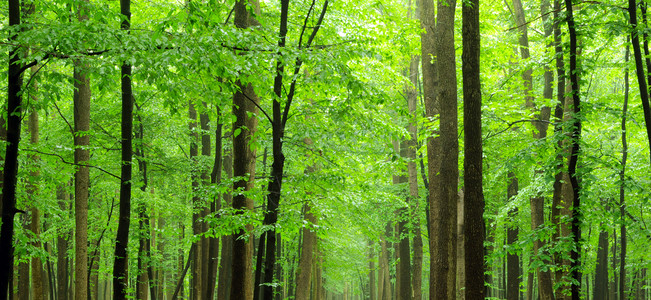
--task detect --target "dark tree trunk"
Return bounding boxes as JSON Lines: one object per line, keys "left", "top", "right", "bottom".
{"left": 0, "top": 0, "right": 24, "bottom": 295}
{"left": 217, "top": 150, "right": 233, "bottom": 300}
{"left": 564, "top": 0, "right": 582, "bottom": 298}
{"left": 633, "top": 0, "right": 651, "bottom": 162}
{"left": 462, "top": 0, "right": 485, "bottom": 296}
{"left": 593, "top": 228, "right": 609, "bottom": 300}
{"left": 113, "top": 0, "right": 134, "bottom": 296}
{"left": 189, "top": 101, "right": 202, "bottom": 300}
{"left": 506, "top": 173, "right": 519, "bottom": 300}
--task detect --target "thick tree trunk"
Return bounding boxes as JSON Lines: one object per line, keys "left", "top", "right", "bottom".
{"left": 113, "top": 0, "right": 134, "bottom": 295}
{"left": 0, "top": 0, "right": 23, "bottom": 296}
{"left": 462, "top": 0, "right": 485, "bottom": 295}
{"left": 436, "top": 0, "right": 458, "bottom": 297}
{"left": 230, "top": 2, "right": 260, "bottom": 298}
{"left": 294, "top": 204, "right": 317, "bottom": 300}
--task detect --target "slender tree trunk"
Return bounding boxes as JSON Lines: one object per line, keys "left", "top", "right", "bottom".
{"left": 619, "top": 36, "right": 630, "bottom": 300}
{"left": 564, "top": 0, "right": 582, "bottom": 297}
{"left": 629, "top": 0, "right": 651, "bottom": 162}
{"left": 57, "top": 185, "right": 70, "bottom": 300}
{"left": 462, "top": 0, "right": 485, "bottom": 295}
{"left": 199, "top": 104, "right": 211, "bottom": 299}
{"left": 27, "top": 84, "right": 44, "bottom": 300}
{"left": 113, "top": 0, "right": 134, "bottom": 295}
{"left": 217, "top": 150, "right": 233, "bottom": 300}
{"left": 135, "top": 103, "right": 154, "bottom": 300}
{"left": 295, "top": 204, "right": 317, "bottom": 300}
{"left": 368, "top": 241, "right": 376, "bottom": 300}
{"left": 206, "top": 112, "right": 222, "bottom": 300}
{"left": 189, "top": 101, "right": 202, "bottom": 300}
{"left": 435, "top": 0, "right": 458, "bottom": 297}
{"left": 506, "top": 173, "right": 519, "bottom": 300}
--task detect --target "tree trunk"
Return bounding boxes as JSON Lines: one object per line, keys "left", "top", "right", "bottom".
{"left": 619, "top": 36, "right": 630, "bottom": 300}
{"left": 368, "top": 241, "right": 376, "bottom": 300}
{"left": 135, "top": 103, "right": 154, "bottom": 300}
{"left": 295, "top": 204, "right": 317, "bottom": 300}
{"left": 206, "top": 113, "right": 222, "bottom": 300}
{"left": 630, "top": 0, "right": 651, "bottom": 162}
{"left": 564, "top": 0, "right": 582, "bottom": 297}
{"left": 0, "top": 0, "right": 24, "bottom": 295}
{"left": 188, "top": 101, "right": 202, "bottom": 300}
{"left": 73, "top": 0, "right": 91, "bottom": 297}
{"left": 230, "top": 3, "right": 260, "bottom": 299}
{"left": 57, "top": 185, "right": 70, "bottom": 300}
{"left": 113, "top": 0, "right": 134, "bottom": 295}
{"left": 436, "top": 0, "right": 458, "bottom": 297}
{"left": 593, "top": 227, "right": 608, "bottom": 300}
{"left": 28, "top": 94, "right": 44, "bottom": 300}
{"left": 462, "top": 0, "right": 485, "bottom": 296}
{"left": 418, "top": 1, "right": 442, "bottom": 298}
{"left": 506, "top": 173, "right": 520, "bottom": 300}
{"left": 199, "top": 104, "right": 211, "bottom": 299}
{"left": 217, "top": 150, "right": 233, "bottom": 300}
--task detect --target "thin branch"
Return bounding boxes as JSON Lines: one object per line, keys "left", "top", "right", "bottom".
{"left": 240, "top": 89, "right": 273, "bottom": 124}
{"left": 483, "top": 119, "right": 552, "bottom": 140}
{"left": 298, "top": 0, "right": 316, "bottom": 48}
{"left": 53, "top": 101, "right": 74, "bottom": 136}
{"left": 24, "top": 149, "right": 121, "bottom": 180}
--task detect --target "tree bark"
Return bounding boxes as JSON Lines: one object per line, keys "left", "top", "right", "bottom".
{"left": 418, "top": 1, "right": 443, "bottom": 298}
{"left": 27, "top": 81, "right": 44, "bottom": 300}
{"left": 206, "top": 112, "right": 222, "bottom": 300}
{"left": 188, "top": 101, "right": 202, "bottom": 300}
{"left": 564, "top": 0, "right": 582, "bottom": 297}
{"left": 217, "top": 150, "right": 233, "bottom": 300}
{"left": 630, "top": 0, "right": 651, "bottom": 162}
{"left": 0, "top": 0, "right": 24, "bottom": 295}
{"left": 231, "top": 2, "right": 260, "bottom": 299}
{"left": 435, "top": 0, "right": 458, "bottom": 297}
{"left": 294, "top": 204, "right": 317, "bottom": 300}
{"left": 462, "top": 0, "right": 485, "bottom": 295}
{"left": 57, "top": 185, "right": 70, "bottom": 300}
{"left": 593, "top": 226, "right": 609, "bottom": 300}
{"left": 113, "top": 0, "right": 134, "bottom": 295}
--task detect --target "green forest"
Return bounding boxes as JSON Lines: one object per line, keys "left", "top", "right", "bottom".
{"left": 1, "top": 0, "right": 650, "bottom": 299}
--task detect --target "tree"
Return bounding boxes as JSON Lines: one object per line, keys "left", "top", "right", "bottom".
{"left": 0, "top": 0, "right": 25, "bottom": 295}
{"left": 462, "top": 0, "right": 485, "bottom": 297}
{"left": 433, "top": 0, "right": 459, "bottom": 297}
{"left": 113, "top": 0, "right": 134, "bottom": 296}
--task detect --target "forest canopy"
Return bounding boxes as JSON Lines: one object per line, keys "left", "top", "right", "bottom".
{"left": 1, "top": 0, "right": 650, "bottom": 299}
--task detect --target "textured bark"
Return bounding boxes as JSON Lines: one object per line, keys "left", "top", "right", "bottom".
{"left": 462, "top": 0, "right": 485, "bottom": 297}
{"left": 436, "top": 0, "right": 458, "bottom": 297}
{"left": 230, "top": 3, "right": 260, "bottom": 298}
{"left": 112, "top": 0, "right": 134, "bottom": 295}
{"left": 295, "top": 204, "right": 317, "bottom": 300}
{"left": 135, "top": 104, "right": 154, "bottom": 300}
{"left": 418, "top": 1, "right": 442, "bottom": 298}
{"left": 73, "top": 0, "right": 91, "bottom": 297}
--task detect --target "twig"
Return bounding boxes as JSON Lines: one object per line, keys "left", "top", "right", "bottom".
{"left": 24, "top": 149, "right": 121, "bottom": 180}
